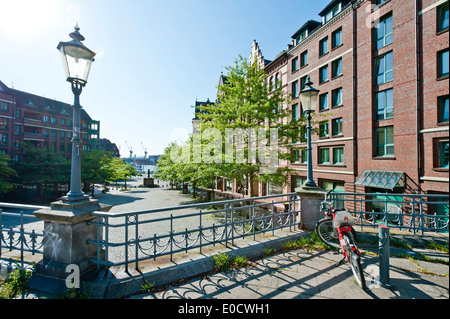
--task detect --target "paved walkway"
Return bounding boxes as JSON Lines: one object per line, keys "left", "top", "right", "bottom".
{"left": 125, "top": 246, "right": 448, "bottom": 300}
{"left": 4, "top": 179, "right": 449, "bottom": 300}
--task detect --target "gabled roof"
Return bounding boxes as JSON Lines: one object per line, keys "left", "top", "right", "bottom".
{"left": 318, "top": 0, "right": 352, "bottom": 17}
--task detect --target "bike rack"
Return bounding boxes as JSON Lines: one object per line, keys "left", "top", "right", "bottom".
{"left": 378, "top": 224, "right": 391, "bottom": 288}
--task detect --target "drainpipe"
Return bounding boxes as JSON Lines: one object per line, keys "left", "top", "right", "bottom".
{"left": 352, "top": 0, "right": 358, "bottom": 193}
{"left": 415, "top": 0, "right": 422, "bottom": 193}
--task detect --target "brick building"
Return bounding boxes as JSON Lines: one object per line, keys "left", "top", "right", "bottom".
{"left": 0, "top": 80, "right": 100, "bottom": 161}
{"left": 204, "top": 0, "right": 449, "bottom": 206}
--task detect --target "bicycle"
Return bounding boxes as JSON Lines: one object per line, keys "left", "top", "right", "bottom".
{"left": 316, "top": 190, "right": 367, "bottom": 290}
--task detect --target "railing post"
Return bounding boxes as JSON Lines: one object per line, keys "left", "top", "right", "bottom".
{"left": 170, "top": 214, "right": 173, "bottom": 262}
{"left": 0, "top": 209, "right": 3, "bottom": 259}
{"left": 225, "top": 204, "right": 228, "bottom": 248}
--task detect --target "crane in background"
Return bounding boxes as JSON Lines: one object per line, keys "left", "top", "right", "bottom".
{"left": 141, "top": 142, "right": 148, "bottom": 158}
{"left": 125, "top": 140, "right": 133, "bottom": 158}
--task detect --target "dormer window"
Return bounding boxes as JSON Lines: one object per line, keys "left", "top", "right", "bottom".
{"left": 324, "top": 3, "right": 341, "bottom": 24}
{"left": 295, "top": 30, "right": 307, "bottom": 45}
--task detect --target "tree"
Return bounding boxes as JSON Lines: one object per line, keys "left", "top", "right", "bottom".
{"left": 81, "top": 149, "right": 116, "bottom": 196}
{"left": 109, "top": 157, "right": 138, "bottom": 189}
{"left": 196, "top": 55, "right": 302, "bottom": 196}
{"left": 13, "top": 142, "right": 70, "bottom": 200}
{"left": 0, "top": 153, "right": 17, "bottom": 194}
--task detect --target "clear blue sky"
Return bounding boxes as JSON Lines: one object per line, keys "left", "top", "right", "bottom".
{"left": 0, "top": 0, "right": 331, "bottom": 156}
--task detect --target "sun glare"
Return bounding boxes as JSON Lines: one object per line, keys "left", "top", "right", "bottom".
{"left": 0, "top": 0, "right": 59, "bottom": 38}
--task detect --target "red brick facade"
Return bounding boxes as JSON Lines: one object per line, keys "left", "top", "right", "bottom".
{"left": 212, "top": 0, "right": 448, "bottom": 199}
{"left": 0, "top": 80, "right": 99, "bottom": 161}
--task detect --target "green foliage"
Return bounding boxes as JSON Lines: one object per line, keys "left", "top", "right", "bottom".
{"left": 14, "top": 141, "right": 70, "bottom": 185}
{"left": 213, "top": 253, "right": 231, "bottom": 272}
{"left": 281, "top": 231, "right": 334, "bottom": 252}
{"left": 213, "top": 253, "right": 250, "bottom": 272}
{"left": 51, "top": 285, "right": 92, "bottom": 299}
{"left": 0, "top": 267, "right": 32, "bottom": 299}
{"left": 0, "top": 153, "right": 17, "bottom": 194}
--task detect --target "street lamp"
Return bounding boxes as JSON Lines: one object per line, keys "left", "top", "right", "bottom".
{"left": 57, "top": 25, "right": 96, "bottom": 201}
{"left": 299, "top": 76, "right": 319, "bottom": 188}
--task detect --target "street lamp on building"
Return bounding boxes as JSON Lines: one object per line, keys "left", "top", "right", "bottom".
{"left": 299, "top": 76, "right": 319, "bottom": 188}
{"left": 57, "top": 24, "right": 96, "bottom": 201}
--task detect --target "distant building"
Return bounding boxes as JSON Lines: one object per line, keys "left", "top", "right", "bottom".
{"left": 0, "top": 80, "right": 100, "bottom": 161}
{"left": 99, "top": 138, "right": 120, "bottom": 157}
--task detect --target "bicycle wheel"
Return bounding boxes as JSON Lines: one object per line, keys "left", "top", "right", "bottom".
{"left": 343, "top": 233, "right": 366, "bottom": 290}
{"left": 316, "top": 218, "right": 340, "bottom": 249}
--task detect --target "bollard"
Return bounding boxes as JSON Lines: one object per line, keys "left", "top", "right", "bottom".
{"left": 379, "top": 224, "right": 391, "bottom": 287}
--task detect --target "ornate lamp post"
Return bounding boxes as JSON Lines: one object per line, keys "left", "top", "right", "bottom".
{"left": 299, "top": 76, "right": 319, "bottom": 188}
{"left": 57, "top": 24, "right": 96, "bottom": 201}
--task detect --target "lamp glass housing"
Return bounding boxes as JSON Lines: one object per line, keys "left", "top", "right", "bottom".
{"left": 299, "top": 87, "right": 319, "bottom": 112}
{"left": 58, "top": 42, "right": 95, "bottom": 84}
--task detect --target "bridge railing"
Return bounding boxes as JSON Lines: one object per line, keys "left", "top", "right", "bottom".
{"left": 89, "top": 193, "right": 301, "bottom": 272}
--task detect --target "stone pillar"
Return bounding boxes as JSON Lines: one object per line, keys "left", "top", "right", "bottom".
{"left": 31, "top": 198, "right": 112, "bottom": 293}
{"left": 295, "top": 185, "right": 327, "bottom": 231}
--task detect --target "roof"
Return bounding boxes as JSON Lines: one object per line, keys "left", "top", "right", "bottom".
{"left": 8, "top": 87, "right": 92, "bottom": 121}
{"left": 355, "top": 170, "right": 405, "bottom": 190}
{"left": 291, "top": 20, "right": 321, "bottom": 39}
{"left": 318, "top": 0, "right": 352, "bottom": 17}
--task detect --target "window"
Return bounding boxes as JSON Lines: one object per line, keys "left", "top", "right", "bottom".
{"left": 375, "top": 51, "right": 393, "bottom": 85}
{"left": 292, "top": 149, "right": 300, "bottom": 164}
{"left": 43, "top": 115, "right": 49, "bottom": 123}
{"left": 333, "top": 147, "right": 344, "bottom": 165}
{"left": 60, "top": 143, "right": 65, "bottom": 153}
{"left": 319, "top": 148, "right": 330, "bottom": 164}
{"left": 292, "top": 103, "right": 299, "bottom": 120}
{"left": 51, "top": 116, "right": 57, "bottom": 124}
{"left": 319, "top": 37, "right": 328, "bottom": 56}
{"left": 51, "top": 130, "right": 57, "bottom": 139}
{"left": 440, "top": 141, "right": 449, "bottom": 168}
{"left": 320, "top": 121, "right": 329, "bottom": 137}
{"left": 375, "top": 126, "right": 394, "bottom": 157}
{"left": 292, "top": 81, "right": 299, "bottom": 98}
{"left": 15, "top": 109, "right": 21, "bottom": 119}
{"left": 332, "top": 118, "right": 343, "bottom": 136}
{"left": 300, "top": 125, "right": 307, "bottom": 142}
{"left": 0, "top": 101, "right": 8, "bottom": 111}
{"left": 319, "top": 65, "right": 329, "bottom": 83}
{"left": 373, "top": 0, "right": 388, "bottom": 5}
{"left": 60, "top": 131, "right": 65, "bottom": 139}
{"left": 320, "top": 93, "right": 329, "bottom": 111}
{"left": 300, "top": 76, "right": 308, "bottom": 90}
{"left": 332, "top": 88, "right": 342, "bottom": 107}
{"left": 300, "top": 51, "right": 308, "bottom": 67}
{"left": 0, "top": 133, "right": 7, "bottom": 145}
{"left": 375, "top": 14, "right": 393, "bottom": 50}
{"left": 60, "top": 118, "right": 66, "bottom": 126}
{"left": 437, "top": 2, "right": 449, "bottom": 32}
{"left": 14, "top": 124, "right": 21, "bottom": 135}
{"left": 332, "top": 28, "right": 342, "bottom": 48}
{"left": 295, "top": 30, "right": 307, "bottom": 45}
{"left": 324, "top": 3, "right": 341, "bottom": 23}
{"left": 375, "top": 88, "right": 394, "bottom": 120}
{"left": 0, "top": 118, "right": 7, "bottom": 129}
{"left": 438, "top": 49, "right": 449, "bottom": 78}
{"left": 332, "top": 58, "right": 342, "bottom": 77}
{"left": 292, "top": 57, "right": 299, "bottom": 72}
{"left": 438, "top": 95, "right": 449, "bottom": 123}
{"left": 300, "top": 148, "right": 307, "bottom": 163}
{"left": 67, "top": 119, "right": 72, "bottom": 127}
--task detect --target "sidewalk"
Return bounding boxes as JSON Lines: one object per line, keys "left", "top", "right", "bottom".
{"left": 126, "top": 245, "right": 448, "bottom": 300}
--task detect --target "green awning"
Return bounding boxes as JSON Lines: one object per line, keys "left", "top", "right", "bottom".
{"left": 355, "top": 170, "right": 405, "bottom": 190}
